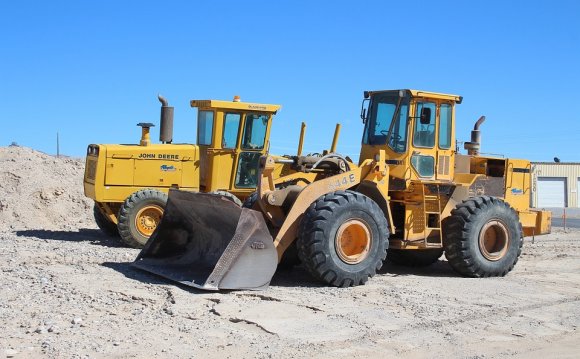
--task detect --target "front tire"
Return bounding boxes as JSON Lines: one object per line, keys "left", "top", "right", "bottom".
{"left": 118, "top": 189, "right": 168, "bottom": 248}
{"left": 443, "top": 196, "right": 523, "bottom": 277}
{"left": 297, "top": 190, "right": 389, "bottom": 287}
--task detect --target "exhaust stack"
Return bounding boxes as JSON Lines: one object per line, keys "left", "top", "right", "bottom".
{"left": 464, "top": 116, "right": 486, "bottom": 156}
{"left": 158, "top": 94, "right": 174, "bottom": 144}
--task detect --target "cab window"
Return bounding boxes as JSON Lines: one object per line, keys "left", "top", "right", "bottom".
{"left": 413, "top": 102, "right": 436, "bottom": 148}
{"left": 241, "top": 114, "right": 268, "bottom": 150}
{"left": 197, "top": 110, "right": 214, "bottom": 146}
{"left": 439, "top": 104, "right": 452, "bottom": 149}
{"left": 222, "top": 113, "right": 241, "bottom": 149}
{"left": 362, "top": 94, "right": 409, "bottom": 153}
{"left": 235, "top": 152, "right": 261, "bottom": 188}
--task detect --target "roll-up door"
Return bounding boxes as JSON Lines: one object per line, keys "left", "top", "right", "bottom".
{"left": 537, "top": 177, "right": 566, "bottom": 207}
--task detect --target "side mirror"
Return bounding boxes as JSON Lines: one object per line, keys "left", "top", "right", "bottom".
{"left": 420, "top": 107, "right": 431, "bottom": 125}
{"left": 360, "top": 98, "right": 370, "bottom": 123}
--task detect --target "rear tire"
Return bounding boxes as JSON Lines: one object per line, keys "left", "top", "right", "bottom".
{"left": 443, "top": 196, "right": 522, "bottom": 277}
{"left": 387, "top": 248, "right": 443, "bottom": 267}
{"left": 93, "top": 203, "right": 119, "bottom": 237}
{"left": 297, "top": 190, "right": 389, "bottom": 287}
{"left": 118, "top": 189, "right": 168, "bottom": 248}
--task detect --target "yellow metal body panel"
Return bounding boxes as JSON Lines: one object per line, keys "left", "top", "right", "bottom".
{"left": 190, "top": 99, "right": 280, "bottom": 113}
{"left": 407, "top": 89, "right": 462, "bottom": 103}
{"left": 84, "top": 144, "right": 199, "bottom": 203}
{"left": 504, "top": 158, "right": 532, "bottom": 212}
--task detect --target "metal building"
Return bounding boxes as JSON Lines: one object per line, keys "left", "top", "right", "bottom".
{"left": 531, "top": 162, "right": 580, "bottom": 208}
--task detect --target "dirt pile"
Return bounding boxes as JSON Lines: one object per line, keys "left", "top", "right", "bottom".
{"left": 0, "top": 146, "right": 94, "bottom": 231}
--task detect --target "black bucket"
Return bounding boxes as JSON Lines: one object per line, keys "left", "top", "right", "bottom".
{"left": 133, "top": 190, "right": 277, "bottom": 290}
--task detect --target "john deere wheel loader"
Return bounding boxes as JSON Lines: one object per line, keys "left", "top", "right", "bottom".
{"left": 133, "top": 89, "right": 551, "bottom": 290}
{"left": 84, "top": 95, "right": 283, "bottom": 248}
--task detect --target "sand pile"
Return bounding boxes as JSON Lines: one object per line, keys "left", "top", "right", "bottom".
{"left": 0, "top": 146, "right": 95, "bottom": 231}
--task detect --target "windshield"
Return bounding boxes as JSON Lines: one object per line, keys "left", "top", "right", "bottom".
{"left": 362, "top": 94, "right": 409, "bottom": 152}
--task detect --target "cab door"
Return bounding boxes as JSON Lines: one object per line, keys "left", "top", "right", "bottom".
{"left": 230, "top": 113, "right": 270, "bottom": 192}
{"left": 409, "top": 101, "right": 455, "bottom": 182}
{"left": 410, "top": 101, "right": 437, "bottom": 180}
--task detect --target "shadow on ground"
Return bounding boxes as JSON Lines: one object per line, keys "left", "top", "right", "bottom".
{"left": 379, "top": 259, "right": 458, "bottom": 278}
{"left": 105, "top": 258, "right": 461, "bottom": 293}
{"left": 15, "top": 228, "right": 125, "bottom": 248}
{"left": 270, "top": 266, "right": 326, "bottom": 288}
{"left": 102, "top": 261, "right": 182, "bottom": 287}
{"left": 104, "top": 259, "right": 326, "bottom": 291}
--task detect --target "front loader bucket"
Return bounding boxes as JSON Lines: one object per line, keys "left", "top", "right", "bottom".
{"left": 132, "top": 190, "right": 278, "bottom": 291}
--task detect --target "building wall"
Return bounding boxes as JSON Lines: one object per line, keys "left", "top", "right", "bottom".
{"left": 531, "top": 163, "right": 580, "bottom": 208}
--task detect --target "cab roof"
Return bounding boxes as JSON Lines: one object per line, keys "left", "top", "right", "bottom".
{"left": 190, "top": 99, "right": 281, "bottom": 113}
{"left": 365, "top": 89, "right": 463, "bottom": 104}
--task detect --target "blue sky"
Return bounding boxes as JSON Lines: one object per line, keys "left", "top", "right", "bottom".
{"left": 1, "top": 1, "right": 579, "bottom": 162}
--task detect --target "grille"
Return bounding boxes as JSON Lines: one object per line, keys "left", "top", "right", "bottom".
{"left": 86, "top": 159, "right": 97, "bottom": 181}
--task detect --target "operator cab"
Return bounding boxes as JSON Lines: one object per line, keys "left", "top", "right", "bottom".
{"left": 359, "top": 89, "right": 462, "bottom": 186}
{"left": 191, "top": 97, "right": 281, "bottom": 197}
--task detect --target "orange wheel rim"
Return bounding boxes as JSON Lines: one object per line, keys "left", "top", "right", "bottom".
{"left": 335, "top": 219, "right": 372, "bottom": 264}
{"left": 479, "top": 220, "right": 509, "bottom": 261}
{"left": 134, "top": 205, "right": 164, "bottom": 237}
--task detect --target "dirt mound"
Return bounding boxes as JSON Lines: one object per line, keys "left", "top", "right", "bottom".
{"left": 0, "top": 146, "right": 94, "bottom": 231}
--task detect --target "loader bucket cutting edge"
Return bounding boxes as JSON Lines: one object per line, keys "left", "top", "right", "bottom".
{"left": 132, "top": 190, "right": 278, "bottom": 291}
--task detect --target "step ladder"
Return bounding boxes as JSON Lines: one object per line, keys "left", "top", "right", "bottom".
{"left": 421, "top": 183, "right": 442, "bottom": 246}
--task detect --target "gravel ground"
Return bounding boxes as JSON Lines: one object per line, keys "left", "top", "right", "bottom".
{"left": 1, "top": 146, "right": 579, "bottom": 358}
{"left": 0, "top": 229, "right": 579, "bottom": 358}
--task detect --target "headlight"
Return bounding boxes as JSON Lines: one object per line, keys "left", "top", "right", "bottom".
{"left": 86, "top": 145, "right": 100, "bottom": 156}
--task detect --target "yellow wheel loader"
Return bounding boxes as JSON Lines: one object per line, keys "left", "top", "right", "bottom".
{"left": 133, "top": 89, "right": 551, "bottom": 290}
{"left": 84, "top": 95, "right": 283, "bottom": 248}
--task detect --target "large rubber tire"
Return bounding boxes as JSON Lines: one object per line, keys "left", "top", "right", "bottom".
{"left": 118, "top": 189, "right": 168, "bottom": 248}
{"left": 93, "top": 203, "right": 119, "bottom": 237}
{"left": 209, "top": 190, "right": 242, "bottom": 207}
{"left": 387, "top": 248, "right": 443, "bottom": 267}
{"left": 297, "top": 190, "right": 389, "bottom": 287}
{"left": 443, "top": 196, "right": 523, "bottom": 277}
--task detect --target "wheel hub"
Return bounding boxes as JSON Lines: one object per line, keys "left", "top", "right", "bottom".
{"left": 335, "top": 219, "right": 372, "bottom": 264}
{"left": 135, "top": 205, "right": 163, "bottom": 237}
{"left": 479, "top": 220, "right": 509, "bottom": 261}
